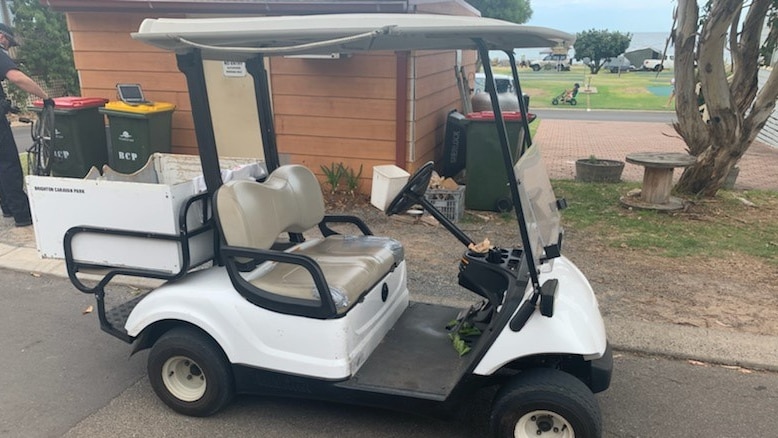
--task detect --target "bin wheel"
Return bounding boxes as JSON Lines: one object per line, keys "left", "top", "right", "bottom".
{"left": 386, "top": 161, "right": 434, "bottom": 216}
{"left": 495, "top": 198, "right": 512, "bottom": 213}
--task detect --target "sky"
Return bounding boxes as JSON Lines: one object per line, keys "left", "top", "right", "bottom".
{"left": 524, "top": 0, "right": 677, "bottom": 34}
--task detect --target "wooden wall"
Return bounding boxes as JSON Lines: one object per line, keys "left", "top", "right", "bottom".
{"left": 270, "top": 54, "right": 398, "bottom": 192}
{"left": 411, "top": 50, "right": 477, "bottom": 173}
{"left": 66, "top": 12, "right": 197, "bottom": 155}
{"left": 65, "top": 11, "right": 477, "bottom": 194}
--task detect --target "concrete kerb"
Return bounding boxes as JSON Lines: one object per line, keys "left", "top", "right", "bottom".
{"left": 606, "top": 318, "right": 778, "bottom": 373}
{"left": 1, "top": 242, "right": 776, "bottom": 372}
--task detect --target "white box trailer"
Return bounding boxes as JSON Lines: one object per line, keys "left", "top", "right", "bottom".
{"left": 27, "top": 153, "right": 265, "bottom": 275}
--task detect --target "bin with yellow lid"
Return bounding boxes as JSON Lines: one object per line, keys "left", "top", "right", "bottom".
{"left": 100, "top": 101, "right": 176, "bottom": 174}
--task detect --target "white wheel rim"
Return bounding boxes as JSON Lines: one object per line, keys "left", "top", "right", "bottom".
{"left": 514, "top": 410, "right": 574, "bottom": 438}
{"left": 161, "top": 355, "right": 207, "bottom": 402}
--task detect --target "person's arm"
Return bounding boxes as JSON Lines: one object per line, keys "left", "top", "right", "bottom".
{"left": 5, "top": 69, "right": 48, "bottom": 99}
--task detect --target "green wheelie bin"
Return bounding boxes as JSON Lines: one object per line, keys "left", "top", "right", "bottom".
{"left": 30, "top": 97, "right": 109, "bottom": 178}
{"left": 100, "top": 101, "right": 175, "bottom": 174}
{"left": 463, "top": 111, "right": 534, "bottom": 212}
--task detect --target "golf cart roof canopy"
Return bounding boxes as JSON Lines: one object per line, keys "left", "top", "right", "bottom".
{"left": 132, "top": 13, "right": 574, "bottom": 60}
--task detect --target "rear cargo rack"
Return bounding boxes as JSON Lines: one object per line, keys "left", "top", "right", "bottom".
{"left": 64, "top": 191, "right": 216, "bottom": 342}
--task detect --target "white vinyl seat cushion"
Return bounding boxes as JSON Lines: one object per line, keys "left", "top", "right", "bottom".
{"left": 215, "top": 165, "right": 404, "bottom": 314}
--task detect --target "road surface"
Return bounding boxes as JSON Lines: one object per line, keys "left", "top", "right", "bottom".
{"left": 0, "top": 270, "right": 776, "bottom": 437}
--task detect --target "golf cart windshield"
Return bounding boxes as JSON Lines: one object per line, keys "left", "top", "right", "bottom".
{"left": 514, "top": 145, "right": 561, "bottom": 266}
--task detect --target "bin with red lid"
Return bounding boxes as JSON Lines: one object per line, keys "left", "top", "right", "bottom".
{"left": 30, "top": 97, "right": 109, "bottom": 178}
{"left": 461, "top": 110, "right": 534, "bottom": 212}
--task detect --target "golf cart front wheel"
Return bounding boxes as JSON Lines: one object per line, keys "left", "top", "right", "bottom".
{"left": 569, "top": 98, "right": 577, "bottom": 106}
{"left": 490, "top": 368, "right": 601, "bottom": 438}
{"left": 551, "top": 98, "right": 559, "bottom": 105}
{"left": 148, "top": 327, "right": 234, "bottom": 417}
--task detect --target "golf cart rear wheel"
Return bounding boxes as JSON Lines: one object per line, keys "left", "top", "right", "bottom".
{"left": 490, "top": 368, "right": 601, "bottom": 438}
{"left": 551, "top": 98, "right": 559, "bottom": 105}
{"left": 148, "top": 327, "right": 234, "bottom": 417}
{"left": 569, "top": 98, "right": 577, "bottom": 106}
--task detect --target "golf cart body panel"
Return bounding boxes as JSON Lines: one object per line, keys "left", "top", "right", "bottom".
{"left": 473, "top": 255, "right": 607, "bottom": 375}
{"left": 126, "top": 262, "right": 410, "bottom": 380}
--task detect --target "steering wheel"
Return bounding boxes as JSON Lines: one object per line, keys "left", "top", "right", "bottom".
{"left": 385, "top": 161, "right": 435, "bottom": 216}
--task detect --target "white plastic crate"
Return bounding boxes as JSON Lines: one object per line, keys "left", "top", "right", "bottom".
{"left": 424, "top": 186, "right": 465, "bottom": 222}
{"left": 370, "top": 165, "right": 410, "bottom": 211}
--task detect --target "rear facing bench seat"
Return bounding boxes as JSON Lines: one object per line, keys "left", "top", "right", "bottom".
{"left": 215, "top": 165, "right": 403, "bottom": 318}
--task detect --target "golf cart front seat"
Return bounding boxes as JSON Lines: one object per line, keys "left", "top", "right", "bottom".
{"left": 214, "top": 164, "right": 403, "bottom": 319}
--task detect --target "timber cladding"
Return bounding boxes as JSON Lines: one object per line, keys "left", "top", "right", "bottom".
{"left": 67, "top": 12, "right": 198, "bottom": 156}
{"left": 66, "top": 11, "right": 472, "bottom": 193}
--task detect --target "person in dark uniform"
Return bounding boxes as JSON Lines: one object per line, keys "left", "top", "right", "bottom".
{"left": 0, "top": 23, "right": 53, "bottom": 227}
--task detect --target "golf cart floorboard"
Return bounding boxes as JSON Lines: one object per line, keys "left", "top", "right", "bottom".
{"left": 342, "top": 302, "right": 474, "bottom": 400}
{"left": 104, "top": 293, "right": 146, "bottom": 336}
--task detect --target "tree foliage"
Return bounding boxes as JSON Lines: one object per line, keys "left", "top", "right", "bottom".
{"left": 572, "top": 29, "right": 632, "bottom": 74}
{"left": 673, "top": 0, "right": 778, "bottom": 197}
{"left": 9, "top": 0, "right": 79, "bottom": 97}
{"left": 465, "top": 0, "right": 532, "bottom": 24}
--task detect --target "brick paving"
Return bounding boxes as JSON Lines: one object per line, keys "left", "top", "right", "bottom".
{"left": 533, "top": 119, "right": 778, "bottom": 191}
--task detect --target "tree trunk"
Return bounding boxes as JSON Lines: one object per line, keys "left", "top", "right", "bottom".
{"left": 675, "top": 140, "right": 746, "bottom": 196}
{"left": 673, "top": 0, "right": 778, "bottom": 197}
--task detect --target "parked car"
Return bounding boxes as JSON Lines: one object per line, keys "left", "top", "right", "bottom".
{"left": 529, "top": 53, "right": 570, "bottom": 71}
{"left": 473, "top": 72, "right": 514, "bottom": 94}
{"left": 603, "top": 57, "right": 635, "bottom": 73}
{"left": 642, "top": 55, "right": 674, "bottom": 71}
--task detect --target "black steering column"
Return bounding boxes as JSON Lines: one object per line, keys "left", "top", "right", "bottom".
{"left": 385, "top": 162, "right": 474, "bottom": 247}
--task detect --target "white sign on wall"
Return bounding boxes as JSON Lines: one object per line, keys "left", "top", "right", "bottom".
{"left": 222, "top": 61, "right": 247, "bottom": 77}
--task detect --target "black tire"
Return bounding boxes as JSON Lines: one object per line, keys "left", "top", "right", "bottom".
{"left": 490, "top": 368, "right": 602, "bottom": 438}
{"left": 654, "top": 64, "right": 663, "bottom": 72}
{"left": 551, "top": 98, "right": 559, "bottom": 105}
{"left": 35, "top": 140, "right": 51, "bottom": 176}
{"left": 531, "top": 65, "right": 541, "bottom": 72}
{"left": 148, "top": 327, "right": 234, "bottom": 417}
{"left": 569, "top": 98, "right": 577, "bottom": 106}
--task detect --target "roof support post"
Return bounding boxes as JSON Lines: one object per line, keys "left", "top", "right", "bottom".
{"left": 176, "top": 50, "right": 222, "bottom": 193}
{"left": 246, "top": 55, "right": 281, "bottom": 173}
{"left": 476, "top": 39, "right": 540, "bottom": 290}
{"left": 505, "top": 51, "right": 533, "bottom": 154}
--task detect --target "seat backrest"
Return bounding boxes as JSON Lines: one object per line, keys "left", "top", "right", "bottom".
{"left": 215, "top": 165, "right": 325, "bottom": 249}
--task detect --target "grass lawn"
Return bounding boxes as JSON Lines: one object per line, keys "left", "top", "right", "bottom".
{"left": 493, "top": 65, "right": 676, "bottom": 111}
{"left": 550, "top": 180, "right": 778, "bottom": 264}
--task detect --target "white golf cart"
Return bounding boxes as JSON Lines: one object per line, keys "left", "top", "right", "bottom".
{"left": 63, "top": 14, "right": 611, "bottom": 437}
